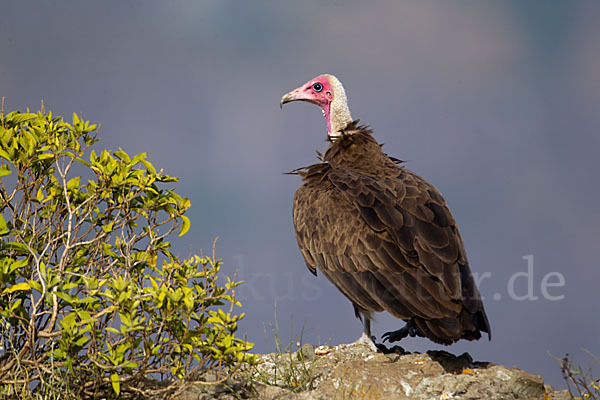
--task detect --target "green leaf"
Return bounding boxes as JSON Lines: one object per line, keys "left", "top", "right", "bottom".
{"left": 0, "top": 148, "right": 12, "bottom": 162}
{"left": 131, "top": 152, "right": 147, "bottom": 165}
{"left": 4, "top": 242, "right": 29, "bottom": 254}
{"left": 29, "top": 280, "right": 42, "bottom": 293}
{"left": 3, "top": 282, "right": 31, "bottom": 294}
{"left": 66, "top": 176, "right": 80, "bottom": 190}
{"left": 149, "top": 276, "right": 158, "bottom": 291}
{"left": 0, "top": 165, "right": 11, "bottom": 177}
{"left": 123, "top": 361, "right": 139, "bottom": 370}
{"left": 61, "top": 313, "right": 77, "bottom": 330}
{"left": 63, "top": 282, "right": 79, "bottom": 291}
{"left": 10, "top": 112, "right": 37, "bottom": 124}
{"left": 77, "top": 310, "right": 92, "bottom": 321}
{"left": 178, "top": 215, "right": 190, "bottom": 237}
{"left": 120, "top": 312, "right": 131, "bottom": 327}
{"left": 140, "top": 158, "right": 156, "bottom": 175}
{"left": 55, "top": 291, "right": 73, "bottom": 303}
{"left": 37, "top": 153, "right": 54, "bottom": 161}
{"left": 157, "top": 174, "right": 178, "bottom": 183}
{"left": 184, "top": 295, "right": 193, "bottom": 310}
{"left": 110, "top": 373, "right": 120, "bottom": 395}
{"left": 74, "top": 296, "right": 97, "bottom": 305}
{"left": 114, "top": 149, "right": 131, "bottom": 163}
{"left": 0, "top": 214, "right": 7, "bottom": 235}
{"left": 9, "top": 259, "right": 28, "bottom": 273}
{"left": 74, "top": 336, "right": 89, "bottom": 347}
{"left": 76, "top": 157, "right": 91, "bottom": 167}
{"left": 9, "top": 298, "right": 22, "bottom": 312}
{"left": 102, "top": 222, "right": 114, "bottom": 233}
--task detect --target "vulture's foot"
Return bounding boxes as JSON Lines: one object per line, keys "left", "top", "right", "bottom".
{"left": 382, "top": 320, "right": 420, "bottom": 343}
{"left": 352, "top": 332, "right": 408, "bottom": 354}
{"left": 375, "top": 343, "right": 408, "bottom": 355}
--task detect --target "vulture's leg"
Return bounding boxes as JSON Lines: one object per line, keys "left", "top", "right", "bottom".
{"left": 351, "top": 310, "right": 378, "bottom": 351}
{"left": 382, "top": 319, "right": 421, "bottom": 343}
{"left": 362, "top": 314, "right": 373, "bottom": 340}
{"left": 352, "top": 310, "right": 408, "bottom": 354}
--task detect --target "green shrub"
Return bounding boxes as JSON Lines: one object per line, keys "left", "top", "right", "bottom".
{"left": 0, "top": 105, "right": 254, "bottom": 398}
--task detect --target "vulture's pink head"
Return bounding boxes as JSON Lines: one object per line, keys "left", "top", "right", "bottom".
{"left": 281, "top": 74, "right": 353, "bottom": 139}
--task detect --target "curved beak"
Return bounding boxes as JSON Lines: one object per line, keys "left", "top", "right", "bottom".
{"left": 280, "top": 92, "right": 295, "bottom": 109}
{"left": 280, "top": 86, "right": 317, "bottom": 109}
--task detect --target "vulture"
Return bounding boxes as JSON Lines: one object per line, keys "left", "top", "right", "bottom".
{"left": 280, "top": 74, "right": 491, "bottom": 347}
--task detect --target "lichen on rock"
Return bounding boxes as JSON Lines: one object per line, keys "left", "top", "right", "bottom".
{"left": 172, "top": 341, "right": 569, "bottom": 400}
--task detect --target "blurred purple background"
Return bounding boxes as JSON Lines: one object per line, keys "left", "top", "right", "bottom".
{"left": 2, "top": 0, "right": 599, "bottom": 388}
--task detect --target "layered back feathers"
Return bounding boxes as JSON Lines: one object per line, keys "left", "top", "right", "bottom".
{"left": 292, "top": 121, "right": 491, "bottom": 345}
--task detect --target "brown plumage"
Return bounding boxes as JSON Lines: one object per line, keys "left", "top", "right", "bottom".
{"left": 282, "top": 75, "right": 490, "bottom": 346}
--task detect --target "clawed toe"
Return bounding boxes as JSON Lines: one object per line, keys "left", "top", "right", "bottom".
{"left": 382, "top": 321, "right": 420, "bottom": 343}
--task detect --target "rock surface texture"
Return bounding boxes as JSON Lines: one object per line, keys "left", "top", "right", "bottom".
{"left": 172, "top": 342, "right": 568, "bottom": 400}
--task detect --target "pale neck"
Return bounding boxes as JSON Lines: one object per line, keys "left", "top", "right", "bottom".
{"left": 326, "top": 81, "right": 352, "bottom": 139}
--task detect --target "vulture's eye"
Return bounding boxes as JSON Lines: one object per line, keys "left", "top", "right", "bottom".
{"left": 312, "top": 82, "right": 323, "bottom": 92}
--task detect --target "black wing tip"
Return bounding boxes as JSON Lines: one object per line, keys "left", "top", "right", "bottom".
{"left": 472, "top": 309, "right": 492, "bottom": 341}
{"left": 388, "top": 156, "right": 406, "bottom": 165}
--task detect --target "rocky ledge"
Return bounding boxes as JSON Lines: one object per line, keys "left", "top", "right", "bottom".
{"left": 174, "top": 342, "right": 569, "bottom": 400}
